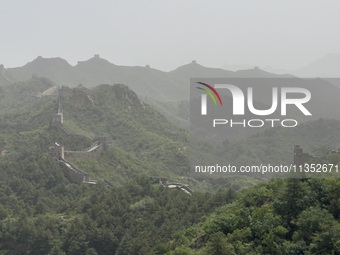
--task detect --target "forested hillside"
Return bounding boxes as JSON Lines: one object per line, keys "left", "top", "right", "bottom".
{"left": 0, "top": 77, "right": 339, "bottom": 254}
{"left": 160, "top": 177, "right": 340, "bottom": 255}
{"left": 0, "top": 157, "right": 236, "bottom": 254}
{"left": 0, "top": 78, "right": 230, "bottom": 254}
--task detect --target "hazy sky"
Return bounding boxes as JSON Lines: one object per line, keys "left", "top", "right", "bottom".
{"left": 1, "top": 0, "right": 340, "bottom": 71}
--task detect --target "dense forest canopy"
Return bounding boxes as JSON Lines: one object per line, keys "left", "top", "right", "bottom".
{"left": 0, "top": 79, "right": 339, "bottom": 254}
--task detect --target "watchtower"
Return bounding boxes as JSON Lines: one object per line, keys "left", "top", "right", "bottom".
{"left": 49, "top": 142, "right": 64, "bottom": 160}
{"left": 52, "top": 113, "right": 63, "bottom": 125}
{"left": 97, "top": 136, "right": 112, "bottom": 150}
{"left": 294, "top": 145, "right": 310, "bottom": 165}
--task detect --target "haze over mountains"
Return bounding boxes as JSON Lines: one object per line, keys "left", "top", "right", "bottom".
{"left": 0, "top": 58, "right": 339, "bottom": 254}
{"left": 2, "top": 54, "right": 340, "bottom": 131}
{"left": 0, "top": 55, "right": 292, "bottom": 101}
{"left": 2, "top": 52, "right": 340, "bottom": 97}
{"left": 292, "top": 53, "right": 340, "bottom": 77}
{"left": 0, "top": 64, "right": 16, "bottom": 85}
{"left": 261, "top": 53, "right": 340, "bottom": 78}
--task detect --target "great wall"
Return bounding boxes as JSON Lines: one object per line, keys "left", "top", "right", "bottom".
{"left": 294, "top": 145, "right": 314, "bottom": 165}
{"left": 50, "top": 86, "right": 340, "bottom": 192}
{"left": 294, "top": 145, "right": 340, "bottom": 165}
{"left": 49, "top": 87, "right": 193, "bottom": 194}
{"left": 49, "top": 142, "right": 97, "bottom": 185}
{"left": 49, "top": 86, "right": 104, "bottom": 184}
{"left": 149, "top": 177, "right": 193, "bottom": 195}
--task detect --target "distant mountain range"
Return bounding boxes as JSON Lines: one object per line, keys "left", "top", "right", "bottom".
{"left": 0, "top": 55, "right": 292, "bottom": 101}
{"left": 2, "top": 55, "right": 340, "bottom": 133}
{"left": 293, "top": 53, "right": 340, "bottom": 77}
{"left": 261, "top": 53, "right": 340, "bottom": 78}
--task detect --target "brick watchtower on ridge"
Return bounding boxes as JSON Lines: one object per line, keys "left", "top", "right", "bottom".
{"left": 294, "top": 145, "right": 311, "bottom": 165}
{"left": 49, "top": 143, "right": 64, "bottom": 160}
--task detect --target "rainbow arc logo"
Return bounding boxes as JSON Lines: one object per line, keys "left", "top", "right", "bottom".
{"left": 196, "top": 82, "right": 223, "bottom": 106}
{"left": 196, "top": 82, "right": 223, "bottom": 115}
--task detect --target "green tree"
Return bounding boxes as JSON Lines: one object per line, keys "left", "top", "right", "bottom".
{"left": 205, "top": 232, "right": 235, "bottom": 255}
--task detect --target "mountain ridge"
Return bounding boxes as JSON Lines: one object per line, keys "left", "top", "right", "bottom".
{"left": 1, "top": 55, "right": 291, "bottom": 101}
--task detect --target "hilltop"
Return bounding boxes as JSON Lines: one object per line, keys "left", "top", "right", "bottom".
{"left": 54, "top": 83, "right": 190, "bottom": 184}
{"left": 0, "top": 64, "right": 16, "bottom": 86}
{"left": 0, "top": 78, "right": 202, "bottom": 191}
